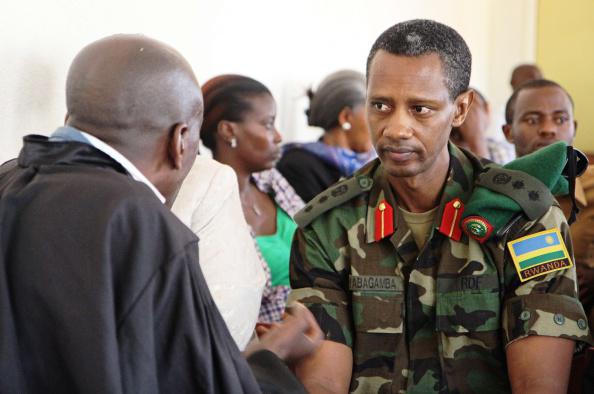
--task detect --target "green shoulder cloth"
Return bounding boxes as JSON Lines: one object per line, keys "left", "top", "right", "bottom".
{"left": 294, "top": 175, "right": 374, "bottom": 228}
{"left": 462, "top": 141, "right": 570, "bottom": 242}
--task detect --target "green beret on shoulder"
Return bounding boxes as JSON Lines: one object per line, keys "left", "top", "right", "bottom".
{"left": 462, "top": 141, "right": 570, "bottom": 242}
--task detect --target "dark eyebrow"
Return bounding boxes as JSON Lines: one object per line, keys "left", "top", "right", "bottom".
{"left": 521, "top": 110, "right": 570, "bottom": 117}
{"left": 367, "top": 95, "right": 392, "bottom": 102}
{"left": 367, "top": 95, "right": 443, "bottom": 107}
{"left": 519, "top": 110, "right": 543, "bottom": 118}
{"left": 407, "top": 97, "right": 443, "bottom": 107}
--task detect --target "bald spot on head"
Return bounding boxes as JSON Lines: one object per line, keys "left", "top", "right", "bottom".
{"left": 66, "top": 34, "right": 203, "bottom": 144}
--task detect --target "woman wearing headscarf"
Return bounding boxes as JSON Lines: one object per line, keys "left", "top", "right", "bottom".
{"left": 200, "top": 74, "right": 304, "bottom": 323}
{"left": 277, "top": 70, "right": 376, "bottom": 202}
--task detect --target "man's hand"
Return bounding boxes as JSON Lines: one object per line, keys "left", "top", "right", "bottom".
{"left": 245, "top": 302, "right": 323, "bottom": 364}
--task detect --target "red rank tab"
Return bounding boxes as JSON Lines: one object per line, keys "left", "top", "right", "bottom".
{"left": 374, "top": 199, "right": 394, "bottom": 241}
{"left": 438, "top": 198, "right": 464, "bottom": 241}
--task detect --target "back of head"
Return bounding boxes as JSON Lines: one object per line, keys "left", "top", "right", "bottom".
{"left": 66, "top": 34, "right": 202, "bottom": 143}
{"left": 450, "top": 87, "right": 490, "bottom": 148}
{"left": 471, "top": 87, "right": 488, "bottom": 108}
{"left": 200, "top": 74, "right": 271, "bottom": 152}
{"left": 510, "top": 64, "right": 543, "bottom": 91}
{"left": 505, "top": 78, "right": 574, "bottom": 124}
{"left": 366, "top": 19, "right": 472, "bottom": 100}
{"left": 306, "top": 70, "right": 366, "bottom": 131}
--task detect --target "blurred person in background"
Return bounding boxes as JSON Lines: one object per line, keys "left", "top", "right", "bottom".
{"left": 200, "top": 75, "right": 304, "bottom": 323}
{"left": 449, "top": 87, "right": 514, "bottom": 163}
{"left": 277, "top": 70, "right": 376, "bottom": 203}
{"left": 510, "top": 63, "right": 543, "bottom": 91}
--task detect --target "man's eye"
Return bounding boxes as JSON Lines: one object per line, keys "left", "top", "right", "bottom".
{"left": 372, "top": 102, "right": 390, "bottom": 112}
{"left": 555, "top": 116, "right": 568, "bottom": 125}
{"left": 525, "top": 117, "right": 537, "bottom": 125}
{"left": 412, "top": 105, "right": 430, "bottom": 115}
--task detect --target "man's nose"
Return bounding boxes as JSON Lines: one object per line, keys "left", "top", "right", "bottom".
{"left": 537, "top": 117, "right": 559, "bottom": 138}
{"left": 383, "top": 110, "right": 414, "bottom": 139}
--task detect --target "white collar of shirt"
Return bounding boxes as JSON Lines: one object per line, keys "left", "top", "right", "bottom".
{"left": 52, "top": 127, "right": 166, "bottom": 204}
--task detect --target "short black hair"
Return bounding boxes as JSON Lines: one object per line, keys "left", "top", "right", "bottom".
{"left": 504, "top": 79, "right": 574, "bottom": 124}
{"left": 366, "top": 19, "right": 472, "bottom": 100}
{"left": 200, "top": 75, "right": 271, "bottom": 152}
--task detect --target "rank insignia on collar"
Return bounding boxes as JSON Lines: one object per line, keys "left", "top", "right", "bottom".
{"left": 462, "top": 215, "right": 494, "bottom": 243}
{"left": 374, "top": 199, "right": 394, "bottom": 241}
{"left": 438, "top": 198, "right": 464, "bottom": 241}
{"left": 507, "top": 228, "right": 573, "bottom": 282}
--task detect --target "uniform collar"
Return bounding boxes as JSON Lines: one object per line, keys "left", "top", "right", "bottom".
{"left": 364, "top": 143, "right": 481, "bottom": 244}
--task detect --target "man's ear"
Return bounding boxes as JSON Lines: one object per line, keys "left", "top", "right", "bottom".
{"left": 169, "top": 123, "right": 189, "bottom": 170}
{"left": 502, "top": 124, "right": 514, "bottom": 143}
{"left": 451, "top": 90, "right": 474, "bottom": 127}
{"left": 574, "top": 120, "right": 578, "bottom": 138}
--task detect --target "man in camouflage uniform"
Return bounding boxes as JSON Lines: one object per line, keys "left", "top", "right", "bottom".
{"left": 289, "top": 20, "right": 592, "bottom": 393}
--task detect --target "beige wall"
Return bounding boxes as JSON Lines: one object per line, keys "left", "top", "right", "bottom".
{"left": 537, "top": 0, "right": 594, "bottom": 152}
{"left": 0, "top": 0, "right": 537, "bottom": 162}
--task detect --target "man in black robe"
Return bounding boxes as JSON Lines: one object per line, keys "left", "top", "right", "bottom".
{"left": 0, "top": 35, "right": 321, "bottom": 393}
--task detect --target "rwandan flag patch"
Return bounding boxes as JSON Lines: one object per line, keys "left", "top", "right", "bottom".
{"left": 507, "top": 228, "right": 573, "bottom": 282}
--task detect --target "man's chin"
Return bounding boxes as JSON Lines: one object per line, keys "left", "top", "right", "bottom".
{"left": 382, "top": 161, "right": 421, "bottom": 179}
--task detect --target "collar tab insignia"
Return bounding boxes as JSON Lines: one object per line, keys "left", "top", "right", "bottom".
{"left": 438, "top": 198, "right": 464, "bottom": 241}
{"left": 374, "top": 199, "right": 394, "bottom": 241}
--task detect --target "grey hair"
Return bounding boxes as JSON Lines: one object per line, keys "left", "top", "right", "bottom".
{"left": 366, "top": 19, "right": 472, "bottom": 100}
{"left": 306, "top": 70, "right": 366, "bottom": 131}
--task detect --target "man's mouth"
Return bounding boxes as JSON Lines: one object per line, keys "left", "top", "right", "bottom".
{"left": 383, "top": 147, "right": 415, "bottom": 163}
{"left": 534, "top": 141, "right": 554, "bottom": 150}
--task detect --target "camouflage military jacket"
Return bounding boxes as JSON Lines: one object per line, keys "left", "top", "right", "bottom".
{"left": 289, "top": 145, "right": 592, "bottom": 393}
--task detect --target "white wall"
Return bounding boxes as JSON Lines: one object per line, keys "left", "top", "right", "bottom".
{"left": 0, "top": 0, "right": 536, "bottom": 162}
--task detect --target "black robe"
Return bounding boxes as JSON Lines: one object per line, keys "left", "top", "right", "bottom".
{"left": 0, "top": 135, "right": 297, "bottom": 393}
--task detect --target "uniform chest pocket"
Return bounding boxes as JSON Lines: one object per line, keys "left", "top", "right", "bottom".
{"left": 435, "top": 288, "right": 501, "bottom": 333}
{"left": 349, "top": 275, "right": 404, "bottom": 334}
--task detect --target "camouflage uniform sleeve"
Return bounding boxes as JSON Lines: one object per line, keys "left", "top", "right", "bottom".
{"left": 502, "top": 205, "right": 594, "bottom": 348}
{"left": 288, "top": 226, "right": 353, "bottom": 347}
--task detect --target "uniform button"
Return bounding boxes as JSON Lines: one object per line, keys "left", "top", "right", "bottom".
{"left": 553, "top": 313, "right": 565, "bottom": 325}
{"left": 357, "top": 177, "right": 372, "bottom": 189}
{"left": 578, "top": 319, "right": 588, "bottom": 330}
{"left": 520, "top": 310, "right": 531, "bottom": 321}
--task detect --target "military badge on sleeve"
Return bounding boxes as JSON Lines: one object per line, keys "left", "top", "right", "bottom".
{"left": 507, "top": 228, "right": 573, "bottom": 282}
